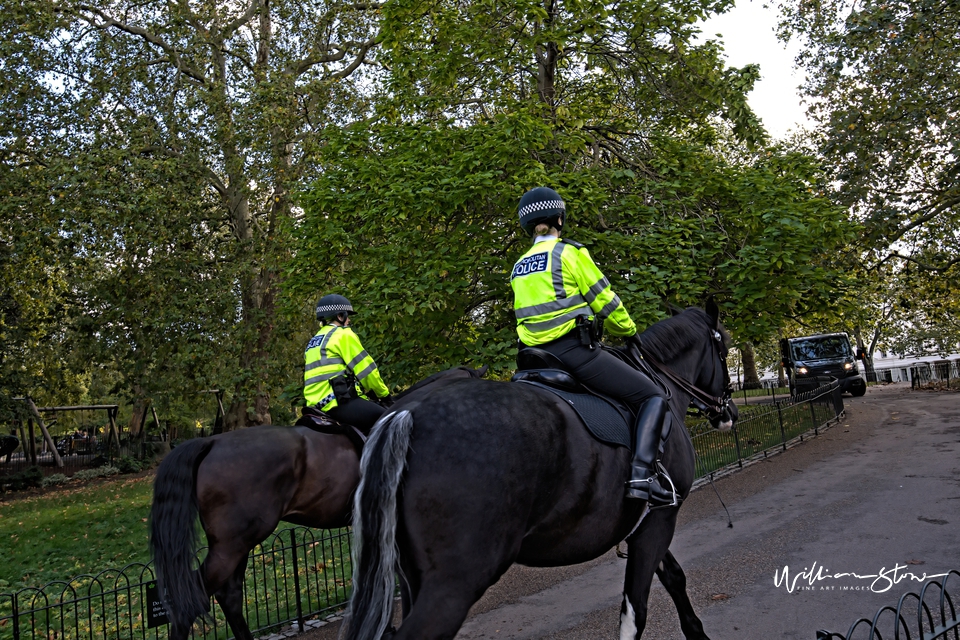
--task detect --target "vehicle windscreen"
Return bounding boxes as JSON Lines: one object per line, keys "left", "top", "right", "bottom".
{"left": 790, "top": 337, "right": 851, "bottom": 361}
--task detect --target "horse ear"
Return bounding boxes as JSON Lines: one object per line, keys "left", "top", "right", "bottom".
{"left": 705, "top": 297, "right": 720, "bottom": 327}
{"left": 663, "top": 300, "right": 684, "bottom": 317}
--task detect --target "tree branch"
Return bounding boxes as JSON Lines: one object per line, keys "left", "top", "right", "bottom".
{"left": 75, "top": 4, "right": 209, "bottom": 84}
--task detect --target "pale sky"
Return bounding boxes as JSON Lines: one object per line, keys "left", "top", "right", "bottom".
{"left": 699, "top": 1, "right": 811, "bottom": 139}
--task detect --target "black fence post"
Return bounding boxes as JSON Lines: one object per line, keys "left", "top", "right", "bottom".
{"left": 776, "top": 401, "right": 787, "bottom": 451}
{"left": 12, "top": 593, "right": 19, "bottom": 640}
{"left": 732, "top": 423, "right": 744, "bottom": 468}
{"left": 289, "top": 528, "right": 305, "bottom": 632}
{"left": 809, "top": 398, "right": 819, "bottom": 436}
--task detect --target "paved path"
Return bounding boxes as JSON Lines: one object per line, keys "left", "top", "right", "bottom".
{"left": 304, "top": 385, "right": 960, "bottom": 639}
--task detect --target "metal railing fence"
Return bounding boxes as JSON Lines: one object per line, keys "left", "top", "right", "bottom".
{"left": 0, "top": 526, "right": 351, "bottom": 640}
{"left": 690, "top": 379, "right": 844, "bottom": 484}
{"left": 816, "top": 570, "right": 960, "bottom": 639}
{"left": 865, "top": 360, "right": 960, "bottom": 389}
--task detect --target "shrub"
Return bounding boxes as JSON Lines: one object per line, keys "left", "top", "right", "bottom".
{"left": 0, "top": 466, "right": 43, "bottom": 491}
{"left": 71, "top": 465, "right": 119, "bottom": 481}
{"left": 41, "top": 473, "right": 70, "bottom": 487}
{"left": 115, "top": 456, "right": 143, "bottom": 474}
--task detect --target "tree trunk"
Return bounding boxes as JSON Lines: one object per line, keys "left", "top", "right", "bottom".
{"left": 741, "top": 342, "right": 762, "bottom": 389}
{"left": 128, "top": 391, "right": 150, "bottom": 436}
{"left": 853, "top": 326, "right": 876, "bottom": 382}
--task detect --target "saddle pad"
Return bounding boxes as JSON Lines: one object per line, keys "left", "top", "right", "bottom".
{"left": 518, "top": 381, "right": 632, "bottom": 449}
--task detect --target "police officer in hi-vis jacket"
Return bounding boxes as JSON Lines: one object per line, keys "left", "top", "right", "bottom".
{"left": 304, "top": 294, "right": 392, "bottom": 433}
{"left": 510, "top": 187, "right": 676, "bottom": 507}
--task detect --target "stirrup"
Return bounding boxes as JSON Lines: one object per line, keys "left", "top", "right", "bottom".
{"left": 653, "top": 462, "right": 680, "bottom": 508}
{"left": 625, "top": 465, "right": 679, "bottom": 508}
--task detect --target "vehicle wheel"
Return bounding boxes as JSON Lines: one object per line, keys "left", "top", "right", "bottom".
{"left": 852, "top": 383, "right": 866, "bottom": 397}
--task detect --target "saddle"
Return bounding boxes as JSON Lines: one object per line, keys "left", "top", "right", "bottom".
{"left": 511, "top": 347, "right": 633, "bottom": 448}
{"left": 295, "top": 406, "right": 367, "bottom": 454}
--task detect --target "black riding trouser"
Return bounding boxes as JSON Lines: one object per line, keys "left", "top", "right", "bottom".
{"left": 326, "top": 397, "right": 385, "bottom": 434}
{"left": 534, "top": 331, "right": 664, "bottom": 411}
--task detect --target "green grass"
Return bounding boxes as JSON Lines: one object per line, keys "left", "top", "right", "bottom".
{"left": 0, "top": 476, "right": 155, "bottom": 591}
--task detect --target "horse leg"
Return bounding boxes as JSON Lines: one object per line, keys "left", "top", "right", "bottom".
{"left": 388, "top": 576, "right": 488, "bottom": 640}
{"left": 621, "top": 507, "right": 679, "bottom": 639}
{"left": 197, "top": 542, "right": 257, "bottom": 640}
{"left": 213, "top": 555, "right": 254, "bottom": 640}
{"left": 655, "top": 550, "right": 709, "bottom": 640}
{"left": 168, "top": 617, "right": 195, "bottom": 640}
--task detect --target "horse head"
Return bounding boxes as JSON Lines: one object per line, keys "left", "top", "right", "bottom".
{"left": 637, "top": 299, "right": 738, "bottom": 432}
{"left": 701, "top": 298, "right": 738, "bottom": 432}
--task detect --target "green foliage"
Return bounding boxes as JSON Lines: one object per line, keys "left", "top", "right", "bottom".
{"left": 777, "top": 0, "right": 960, "bottom": 350}
{"left": 114, "top": 456, "right": 144, "bottom": 475}
{"left": 0, "top": 0, "right": 379, "bottom": 426}
{"left": 293, "top": 115, "right": 854, "bottom": 385}
{"left": 71, "top": 465, "right": 119, "bottom": 482}
{"left": 0, "top": 466, "right": 43, "bottom": 492}
{"left": 41, "top": 473, "right": 70, "bottom": 488}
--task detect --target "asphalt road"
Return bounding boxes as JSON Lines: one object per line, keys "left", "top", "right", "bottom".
{"left": 302, "top": 384, "right": 960, "bottom": 639}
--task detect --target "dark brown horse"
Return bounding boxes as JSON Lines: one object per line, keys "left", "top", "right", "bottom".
{"left": 149, "top": 365, "right": 486, "bottom": 640}
{"left": 346, "top": 305, "right": 736, "bottom": 640}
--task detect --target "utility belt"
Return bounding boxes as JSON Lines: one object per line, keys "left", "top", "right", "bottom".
{"left": 523, "top": 315, "right": 605, "bottom": 351}
{"left": 574, "top": 315, "right": 605, "bottom": 349}
{"left": 329, "top": 372, "right": 360, "bottom": 403}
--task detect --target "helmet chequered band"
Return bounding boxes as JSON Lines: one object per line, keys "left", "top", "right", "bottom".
{"left": 316, "top": 304, "right": 353, "bottom": 314}
{"left": 518, "top": 199, "right": 565, "bottom": 218}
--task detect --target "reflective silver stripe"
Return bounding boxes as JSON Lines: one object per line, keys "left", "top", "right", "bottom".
{"left": 522, "top": 308, "right": 591, "bottom": 332}
{"left": 319, "top": 327, "right": 338, "bottom": 361}
{"left": 346, "top": 350, "right": 370, "bottom": 370}
{"left": 305, "top": 357, "right": 344, "bottom": 371}
{"left": 515, "top": 294, "right": 586, "bottom": 320}
{"left": 598, "top": 295, "right": 622, "bottom": 319}
{"left": 551, "top": 242, "right": 567, "bottom": 298}
{"left": 354, "top": 362, "right": 378, "bottom": 380}
{"left": 304, "top": 371, "right": 343, "bottom": 386}
{"left": 583, "top": 276, "right": 610, "bottom": 305}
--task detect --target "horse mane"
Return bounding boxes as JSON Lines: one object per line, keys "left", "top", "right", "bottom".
{"left": 638, "top": 307, "right": 724, "bottom": 362}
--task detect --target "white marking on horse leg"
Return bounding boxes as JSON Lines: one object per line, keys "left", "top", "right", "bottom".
{"left": 719, "top": 418, "right": 733, "bottom": 432}
{"left": 619, "top": 594, "right": 637, "bottom": 640}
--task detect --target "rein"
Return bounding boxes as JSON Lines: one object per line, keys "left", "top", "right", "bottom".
{"left": 631, "top": 338, "right": 730, "bottom": 418}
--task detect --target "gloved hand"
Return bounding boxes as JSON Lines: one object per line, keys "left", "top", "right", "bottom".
{"left": 379, "top": 394, "right": 395, "bottom": 408}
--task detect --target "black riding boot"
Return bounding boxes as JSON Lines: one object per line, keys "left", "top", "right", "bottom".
{"left": 625, "top": 396, "right": 677, "bottom": 506}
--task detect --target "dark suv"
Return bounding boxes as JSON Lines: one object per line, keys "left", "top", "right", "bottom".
{"left": 779, "top": 332, "right": 866, "bottom": 396}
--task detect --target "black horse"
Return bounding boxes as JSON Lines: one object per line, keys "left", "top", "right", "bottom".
{"left": 346, "top": 304, "right": 737, "bottom": 640}
{"left": 149, "top": 365, "right": 487, "bottom": 640}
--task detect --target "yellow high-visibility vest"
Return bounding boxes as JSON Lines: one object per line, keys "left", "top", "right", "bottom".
{"left": 511, "top": 237, "right": 636, "bottom": 345}
{"left": 303, "top": 325, "right": 389, "bottom": 410}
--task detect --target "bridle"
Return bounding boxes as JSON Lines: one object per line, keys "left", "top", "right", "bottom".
{"left": 632, "top": 328, "right": 734, "bottom": 423}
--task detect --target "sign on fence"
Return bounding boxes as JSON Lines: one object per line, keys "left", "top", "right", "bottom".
{"left": 145, "top": 582, "right": 169, "bottom": 629}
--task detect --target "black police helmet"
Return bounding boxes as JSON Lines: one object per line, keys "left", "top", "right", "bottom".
{"left": 315, "top": 294, "right": 355, "bottom": 321}
{"left": 518, "top": 187, "right": 566, "bottom": 236}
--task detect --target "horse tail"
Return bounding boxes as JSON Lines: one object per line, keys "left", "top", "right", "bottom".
{"left": 344, "top": 409, "right": 415, "bottom": 640}
{"left": 149, "top": 437, "right": 216, "bottom": 631}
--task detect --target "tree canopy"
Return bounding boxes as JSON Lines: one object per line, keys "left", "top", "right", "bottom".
{"left": 776, "top": 0, "right": 960, "bottom": 356}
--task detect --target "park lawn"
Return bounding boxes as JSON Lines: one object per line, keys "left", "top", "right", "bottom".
{"left": 0, "top": 476, "right": 155, "bottom": 591}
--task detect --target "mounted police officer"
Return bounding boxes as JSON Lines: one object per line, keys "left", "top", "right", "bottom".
{"left": 509, "top": 187, "right": 676, "bottom": 507}
{"left": 304, "top": 294, "right": 392, "bottom": 433}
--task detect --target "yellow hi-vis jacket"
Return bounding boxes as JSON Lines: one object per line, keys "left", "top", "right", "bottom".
{"left": 303, "top": 325, "right": 389, "bottom": 410}
{"left": 511, "top": 237, "right": 637, "bottom": 346}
